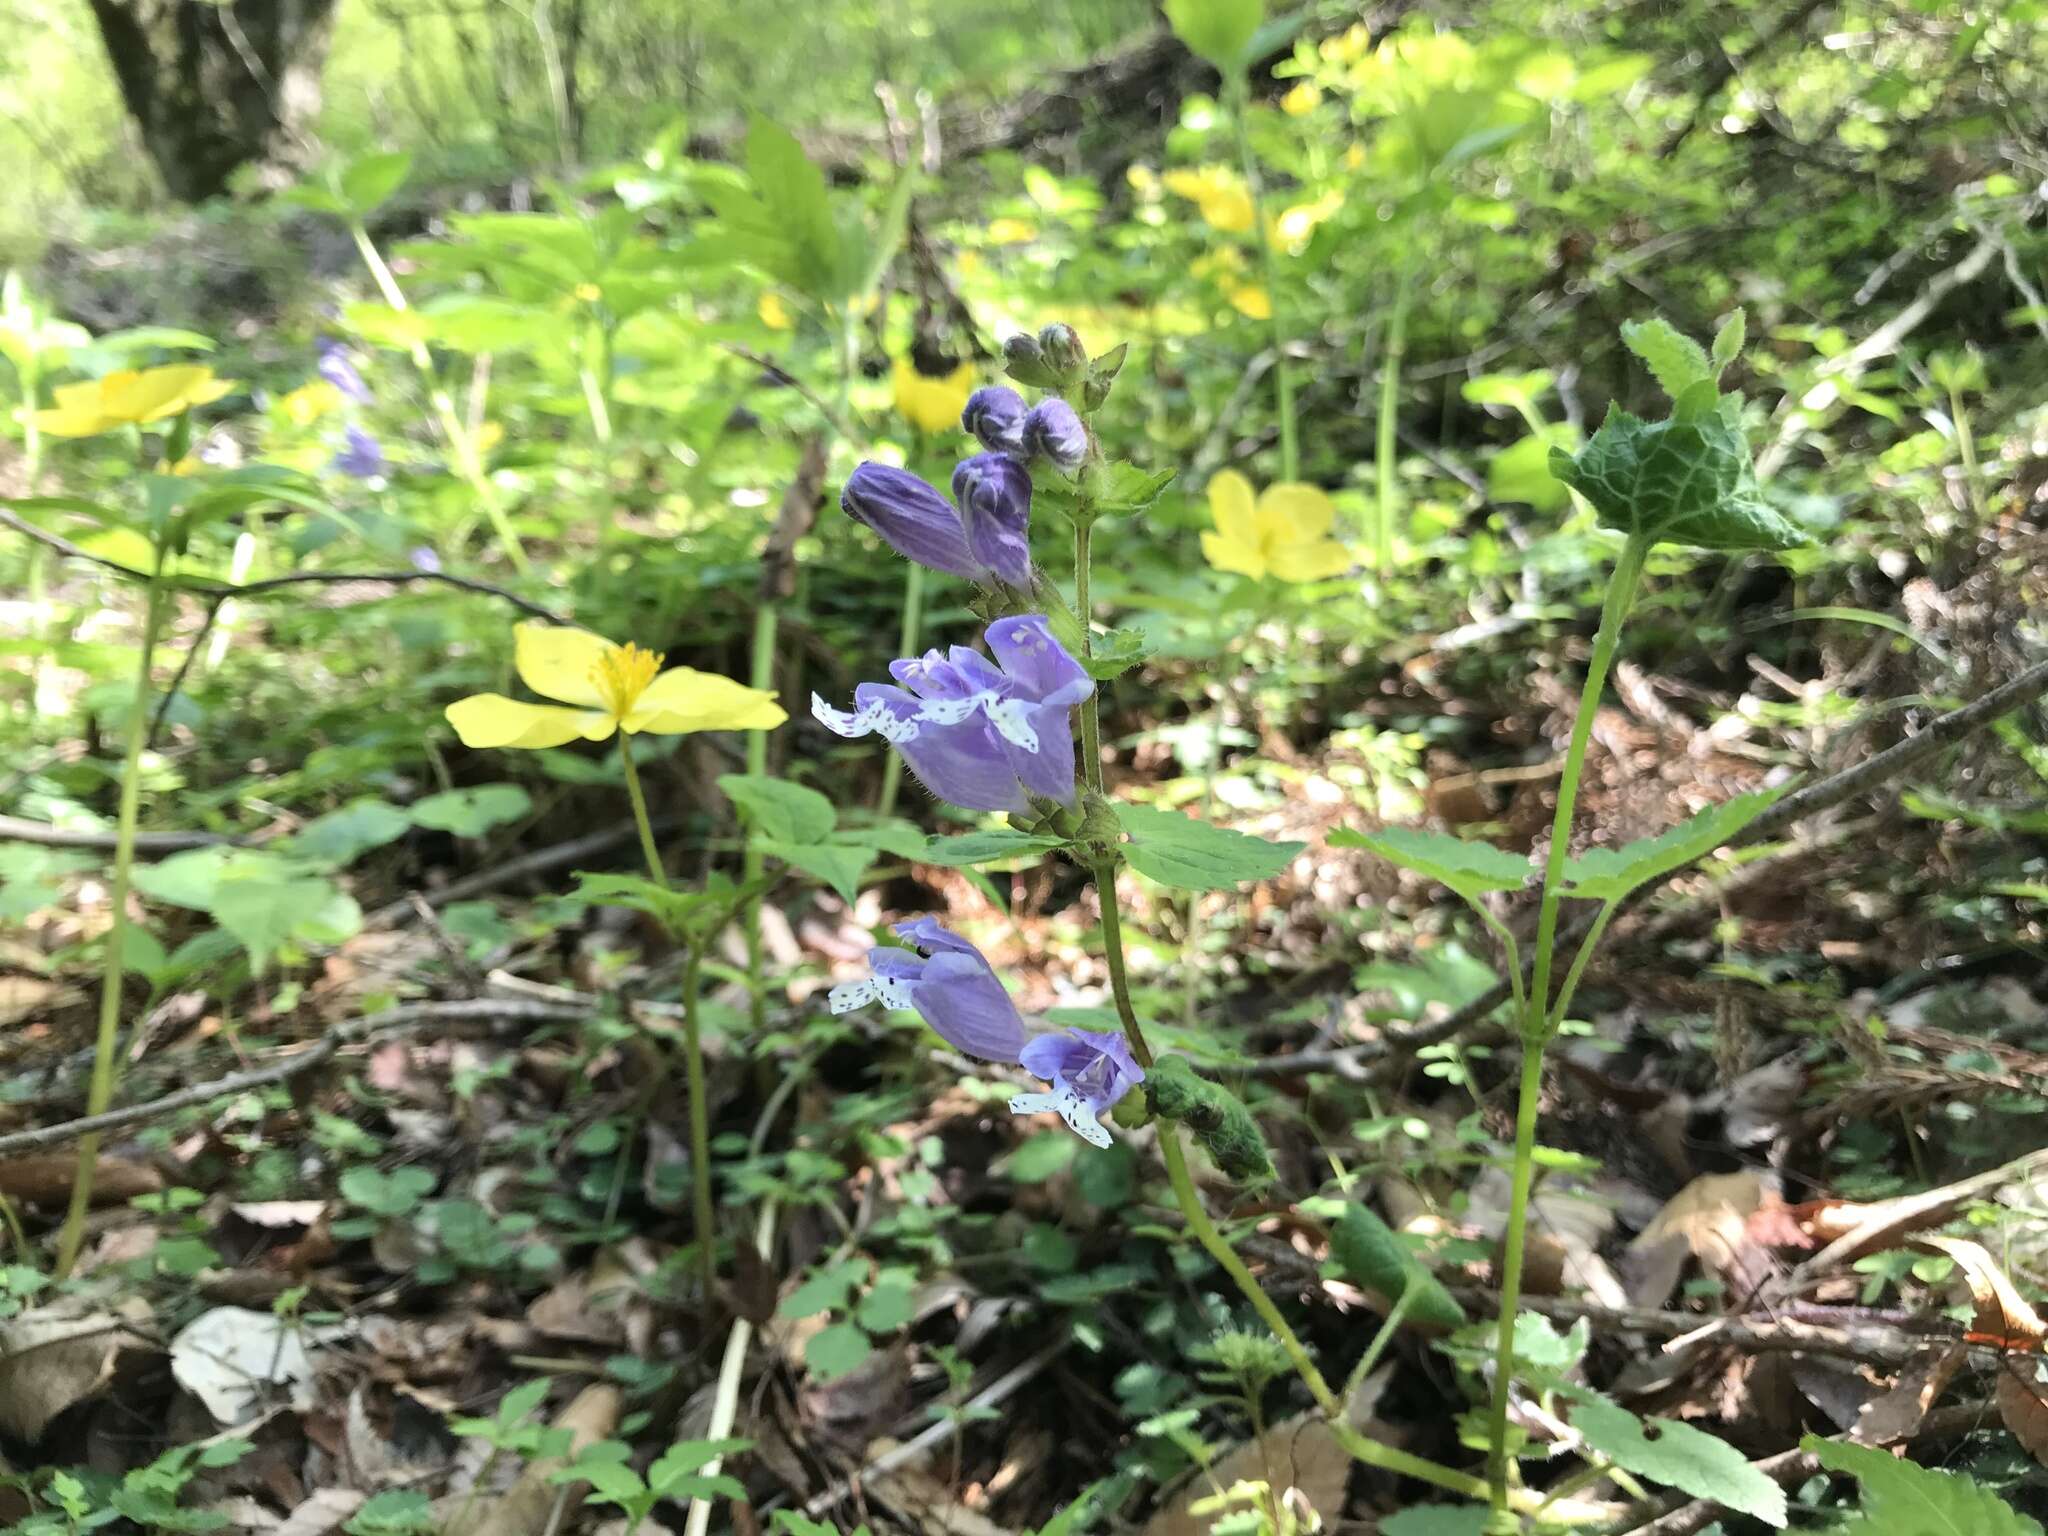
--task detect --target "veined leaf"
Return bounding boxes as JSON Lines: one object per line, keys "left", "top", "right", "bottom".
{"left": 720, "top": 773, "right": 836, "bottom": 843}
{"left": 919, "top": 829, "right": 1067, "bottom": 867}
{"left": 1558, "top": 786, "right": 1787, "bottom": 902}
{"left": 1116, "top": 805, "right": 1303, "bottom": 891}
{"left": 1809, "top": 1436, "right": 2043, "bottom": 1535}
{"left": 1331, "top": 825, "right": 1531, "bottom": 907}
{"left": 1620, "top": 315, "right": 1714, "bottom": 399}
{"left": 1573, "top": 1398, "right": 1786, "bottom": 1526}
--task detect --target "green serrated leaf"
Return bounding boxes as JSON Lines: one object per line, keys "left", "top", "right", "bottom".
{"left": 287, "top": 800, "right": 412, "bottom": 868}
{"left": 780, "top": 1261, "right": 865, "bottom": 1319}
{"left": 759, "top": 841, "right": 874, "bottom": 903}
{"left": 745, "top": 115, "right": 843, "bottom": 303}
{"left": 919, "top": 829, "right": 1067, "bottom": 867}
{"left": 1808, "top": 1437, "right": 2043, "bottom": 1535}
{"left": 1573, "top": 1398, "right": 1786, "bottom": 1526}
{"left": 409, "top": 784, "right": 532, "bottom": 837}
{"left": 1549, "top": 399, "right": 1809, "bottom": 552}
{"left": 1331, "top": 826, "right": 1530, "bottom": 907}
{"left": 1559, "top": 787, "right": 1787, "bottom": 903}
{"left": 1620, "top": 316, "right": 1713, "bottom": 400}
{"left": 1088, "top": 461, "right": 1177, "bottom": 517}
{"left": 1709, "top": 309, "right": 1746, "bottom": 379}
{"left": 1116, "top": 804, "right": 1302, "bottom": 892}
{"left": 1083, "top": 626, "right": 1154, "bottom": 682}
{"left": 804, "top": 1321, "right": 874, "bottom": 1381}
{"left": 855, "top": 1274, "right": 917, "bottom": 1333}
{"left": 720, "top": 773, "right": 836, "bottom": 842}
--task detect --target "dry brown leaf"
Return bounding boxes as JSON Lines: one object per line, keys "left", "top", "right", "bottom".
{"left": 1628, "top": 1172, "right": 1775, "bottom": 1301}
{"left": 1852, "top": 1344, "right": 1968, "bottom": 1445}
{"left": 0, "top": 1303, "right": 131, "bottom": 1441}
{"left": 1995, "top": 1360, "right": 2048, "bottom": 1469}
{"left": 438, "top": 1383, "right": 621, "bottom": 1536}
{"left": 272, "top": 1488, "right": 367, "bottom": 1536}
{"left": 0, "top": 1154, "right": 162, "bottom": 1208}
{"left": 1912, "top": 1234, "right": 2046, "bottom": 1347}
{"left": 1140, "top": 1415, "right": 1351, "bottom": 1536}
{"left": 0, "top": 975, "right": 77, "bottom": 1027}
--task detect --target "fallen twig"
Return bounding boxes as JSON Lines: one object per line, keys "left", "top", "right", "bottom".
{"left": 0, "top": 998, "right": 591, "bottom": 1159}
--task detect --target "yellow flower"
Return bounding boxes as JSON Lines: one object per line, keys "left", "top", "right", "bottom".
{"left": 1200, "top": 470, "right": 1352, "bottom": 583}
{"left": 1271, "top": 189, "right": 1345, "bottom": 252}
{"left": 985, "top": 217, "right": 1037, "bottom": 245}
{"left": 1161, "top": 166, "right": 1255, "bottom": 233}
{"left": 757, "top": 291, "right": 793, "bottom": 330}
{"left": 1282, "top": 82, "right": 1322, "bottom": 116}
{"left": 446, "top": 624, "right": 787, "bottom": 750}
{"left": 1126, "top": 163, "right": 1161, "bottom": 198}
{"left": 279, "top": 380, "right": 340, "bottom": 428}
{"left": 892, "top": 356, "right": 976, "bottom": 436}
{"left": 1322, "top": 22, "right": 1372, "bottom": 63}
{"left": 1226, "top": 282, "right": 1271, "bottom": 320}
{"left": 31, "top": 364, "right": 235, "bottom": 438}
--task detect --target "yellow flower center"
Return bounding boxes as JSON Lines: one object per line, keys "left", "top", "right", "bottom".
{"left": 591, "top": 644, "right": 663, "bottom": 716}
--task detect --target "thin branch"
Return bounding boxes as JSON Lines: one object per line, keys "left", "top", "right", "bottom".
{"left": 0, "top": 998, "right": 591, "bottom": 1159}
{"left": 363, "top": 814, "right": 683, "bottom": 927}
{"left": 0, "top": 814, "right": 245, "bottom": 853}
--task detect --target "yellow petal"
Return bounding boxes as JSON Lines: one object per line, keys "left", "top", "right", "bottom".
{"left": 1206, "top": 470, "right": 1260, "bottom": 545}
{"left": 758, "top": 291, "right": 792, "bottom": 330}
{"left": 1258, "top": 483, "right": 1338, "bottom": 541}
{"left": 102, "top": 365, "right": 228, "bottom": 424}
{"left": 28, "top": 403, "right": 117, "bottom": 437}
{"left": 445, "top": 694, "right": 612, "bottom": 749}
{"left": 1227, "top": 282, "right": 1272, "bottom": 320}
{"left": 1201, "top": 186, "right": 1255, "bottom": 233}
{"left": 1201, "top": 529, "right": 1267, "bottom": 581}
{"left": 892, "top": 357, "right": 975, "bottom": 435}
{"left": 623, "top": 669, "right": 788, "bottom": 735}
{"left": 1282, "top": 82, "right": 1321, "bottom": 116}
{"left": 514, "top": 623, "right": 614, "bottom": 708}
{"left": 1268, "top": 538, "right": 1354, "bottom": 583}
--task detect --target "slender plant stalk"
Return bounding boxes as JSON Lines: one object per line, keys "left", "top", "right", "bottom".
{"left": 1374, "top": 257, "right": 1414, "bottom": 573}
{"left": 619, "top": 747, "right": 666, "bottom": 888}
{"left": 346, "top": 221, "right": 530, "bottom": 573}
{"left": 1949, "top": 386, "right": 1986, "bottom": 525}
{"left": 54, "top": 561, "right": 170, "bottom": 1278}
{"left": 679, "top": 947, "right": 717, "bottom": 1298}
{"left": 1227, "top": 70, "right": 1298, "bottom": 482}
{"left": 1073, "top": 517, "right": 1481, "bottom": 1500}
{"left": 876, "top": 560, "right": 926, "bottom": 814}
{"left": 1484, "top": 531, "right": 1650, "bottom": 1510}
{"left": 741, "top": 601, "right": 777, "bottom": 1035}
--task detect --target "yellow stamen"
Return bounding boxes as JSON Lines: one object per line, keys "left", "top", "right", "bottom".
{"left": 592, "top": 643, "right": 664, "bottom": 716}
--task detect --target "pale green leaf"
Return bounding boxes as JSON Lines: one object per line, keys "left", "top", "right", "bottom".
{"left": 341, "top": 151, "right": 413, "bottom": 215}
{"left": 804, "top": 1322, "right": 873, "bottom": 1381}
{"left": 1379, "top": 1508, "right": 1488, "bottom": 1536}
{"left": 1164, "top": 0, "right": 1264, "bottom": 69}
{"left": 409, "top": 785, "right": 532, "bottom": 838}
{"left": 1573, "top": 1398, "right": 1786, "bottom": 1526}
{"left": 719, "top": 773, "right": 836, "bottom": 842}
{"left": 759, "top": 840, "right": 873, "bottom": 903}
{"left": 1559, "top": 787, "right": 1787, "bottom": 902}
{"left": 1331, "top": 826, "right": 1530, "bottom": 907}
{"left": 1117, "top": 804, "right": 1302, "bottom": 891}
{"left": 919, "top": 829, "right": 1066, "bottom": 867}
{"left": 1620, "top": 316, "right": 1713, "bottom": 399}
{"left": 1808, "top": 1437, "right": 2043, "bottom": 1535}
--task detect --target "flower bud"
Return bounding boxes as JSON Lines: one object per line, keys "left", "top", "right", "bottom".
{"left": 961, "top": 385, "right": 1027, "bottom": 455}
{"left": 1023, "top": 398, "right": 1087, "bottom": 472}
{"left": 1037, "top": 322, "right": 1087, "bottom": 383}
{"left": 949, "top": 453, "right": 1034, "bottom": 587}
{"left": 1002, "top": 332, "right": 1058, "bottom": 389}
{"left": 332, "top": 425, "right": 387, "bottom": 480}
{"left": 843, "top": 461, "right": 987, "bottom": 583}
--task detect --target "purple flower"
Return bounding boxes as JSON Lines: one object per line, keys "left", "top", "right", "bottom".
{"left": 811, "top": 614, "right": 1092, "bottom": 814}
{"left": 828, "top": 920, "right": 1143, "bottom": 1146}
{"left": 316, "top": 340, "right": 372, "bottom": 405}
{"left": 841, "top": 459, "right": 1032, "bottom": 588}
{"left": 1010, "top": 1029, "right": 1144, "bottom": 1148}
{"left": 961, "top": 386, "right": 1027, "bottom": 454}
{"left": 1023, "top": 399, "right": 1087, "bottom": 471}
{"left": 331, "top": 425, "right": 386, "bottom": 479}
{"left": 409, "top": 546, "right": 442, "bottom": 573}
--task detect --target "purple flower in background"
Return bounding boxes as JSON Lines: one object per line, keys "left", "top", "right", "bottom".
{"left": 841, "top": 459, "right": 1031, "bottom": 588}
{"left": 332, "top": 425, "right": 387, "bottom": 479}
{"left": 316, "top": 340, "right": 372, "bottom": 405}
{"left": 1023, "top": 398, "right": 1087, "bottom": 471}
{"left": 829, "top": 920, "right": 1143, "bottom": 1146}
{"left": 409, "top": 546, "right": 442, "bottom": 573}
{"left": 1010, "top": 1028, "right": 1143, "bottom": 1149}
{"left": 961, "top": 386, "right": 1027, "bottom": 454}
{"left": 812, "top": 614, "right": 1092, "bottom": 814}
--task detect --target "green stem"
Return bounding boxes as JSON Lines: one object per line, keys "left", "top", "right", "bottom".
{"left": 1485, "top": 531, "right": 1649, "bottom": 1510}
{"left": 1950, "top": 389, "right": 1986, "bottom": 525}
{"left": 742, "top": 600, "right": 777, "bottom": 1034}
{"left": 1075, "top": 520, "right": 1103, "bottom": 795}
{"left": 1374, "top": 257, "right": 1414, "bottom": 574}
{"left": 1547, "top": 899, "right": 1618, "bottom": 1034}
{"left": 54, "top": 560, "right": 169, "bottom": 1278}
{"left": 1342, "top": 1286, "right": 1414, "bottom": 1405}
{"left": 1228, "top": 69, "right": 1298, "bottom": 482}
{"left": 877, "top": 562, "right": 925, "bottom": 815}
{"left": 347, "top": 221, "right": 529, "bottom": 574}
{"left": 681, "top": 946, "right": 717, "bottom": 1298}
{"left": 619, "top": 747, "right": 666, "bottom": 887}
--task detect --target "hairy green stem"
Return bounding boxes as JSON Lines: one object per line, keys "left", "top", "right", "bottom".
{"left": 347, "top": 222, "right": 529, "bottom": 573}
{"left": 1374, "top": 258, "right": 1414, "bottom": 573}
{"left": 1227, "top": 70, "right": 1298, "bottom": 482}
{"left": 54, "top": 562, "right": 169, "bottom": 1278}
{"left": 877, "top": 560, "right": 926, "bottom": 814}
{"left": 1075, "top": 520, "right": 1103, "bottom": 794}
{"left": 680, "top": 946, "right": 717, "bottom": 1298}
{"left": 1485, "top": 531, "right": 1649, "bottom": 1509}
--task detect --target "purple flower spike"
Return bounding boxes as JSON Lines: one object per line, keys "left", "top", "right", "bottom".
{"left": 961, "top": 386, "right": 1027, "bottom": 454}
{"left": 1011, "top": 1028, "right": 1144, "bottom": 1148}
{"left": 317, "top": 340, "right": 372, "bottom": 405}
{"left": 827, "top": 918, "right": 1026, "bottom": 1064}
{"left": 811, "top": 614, "right": 1093, "bottom": 814}
{"left": 332, "top": 425, "right": 386, "bottom": 479}
{"left": 948, "top": 453, "right": 1033, "bottom": 587}
{"left": 1023, "top": 399, "right": 1086, "bottom": 471}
